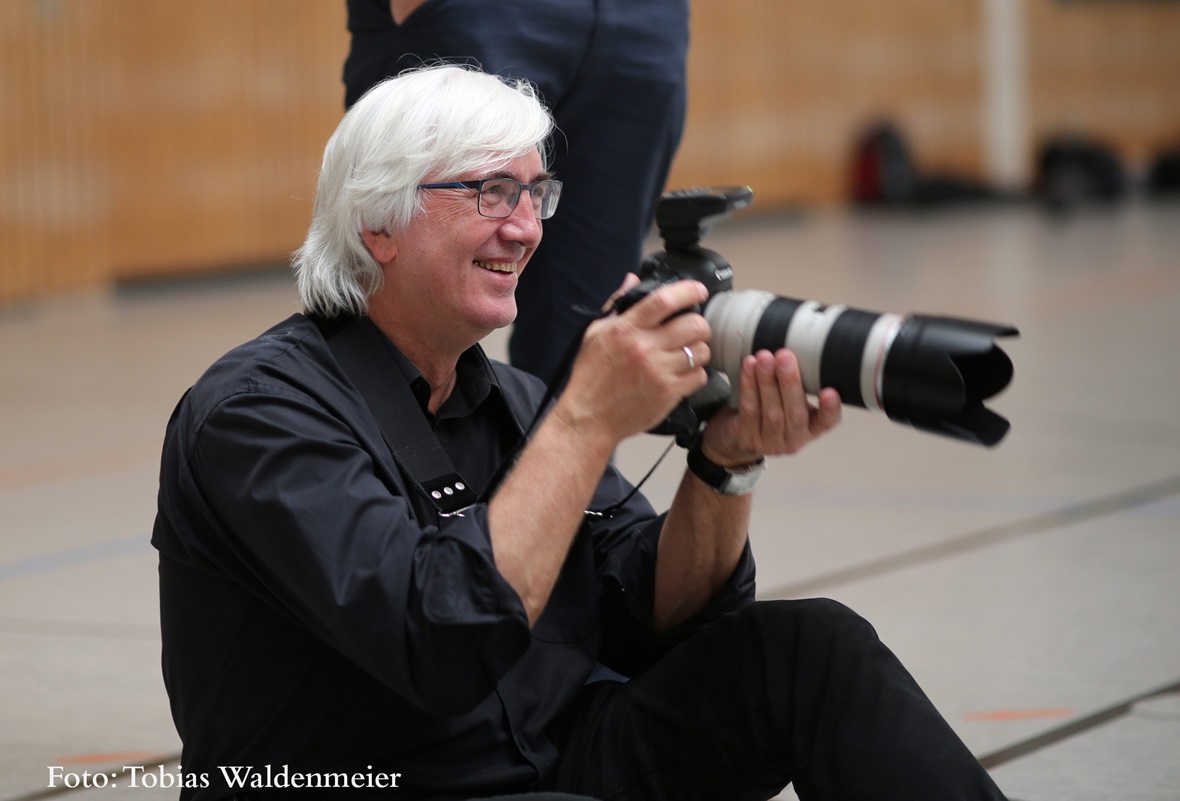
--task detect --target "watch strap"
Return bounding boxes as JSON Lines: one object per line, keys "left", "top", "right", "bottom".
{"left": 686, "top": 438, "right": 765, "bottom": 495}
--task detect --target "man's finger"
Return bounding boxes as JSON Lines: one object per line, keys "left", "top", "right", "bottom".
{"left": 625, "top": 280, "right": 708, "bottom": 328}
{"left": 755, "top": 351, "right": 787, "bottom": 444}
{"left": 603, "top": 273, "right": 642, "bottom": 312}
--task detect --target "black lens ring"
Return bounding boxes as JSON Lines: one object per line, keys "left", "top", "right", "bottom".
{"left": 819, "top": 309, "right": 879, "bottom": 408}
{"left": 752, "top": 297, "right": 803, "bottom": 353}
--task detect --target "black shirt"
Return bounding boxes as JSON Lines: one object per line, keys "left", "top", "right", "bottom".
{"left": 152, "top": 314, "right": 755, "bottom": 800}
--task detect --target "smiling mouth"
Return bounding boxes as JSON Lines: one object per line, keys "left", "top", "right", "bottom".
{"left": 475, "top": 260, "right": 518, "bottom": 274}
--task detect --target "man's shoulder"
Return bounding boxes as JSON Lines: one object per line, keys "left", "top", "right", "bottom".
{"left": 185, "top": 313, "right": 336, "bottom": 410}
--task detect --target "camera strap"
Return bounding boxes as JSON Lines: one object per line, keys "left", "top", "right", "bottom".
{"left": 323, "top": 308, "right": 671, "bottom": 523}
{"left": 323, "top": 316, "right": 478, "bottom": 517}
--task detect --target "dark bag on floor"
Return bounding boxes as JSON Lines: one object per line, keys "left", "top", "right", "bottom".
{"left": 1035, "top": 136, "right": 1126, "bottom": 207}
{"left": 851, "top": 121, "right": 998, "bottom": 208}
{"left": 1147, "top": 145, "right": 1180, "bottom": 196}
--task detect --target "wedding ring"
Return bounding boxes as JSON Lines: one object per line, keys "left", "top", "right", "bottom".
{"left": 682, "top": 345, "right": 696, "bottom": 371}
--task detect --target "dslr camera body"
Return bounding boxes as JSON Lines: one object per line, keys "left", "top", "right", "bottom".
{"left": 615, "top": 187, "right": 1018, "bottom": 447}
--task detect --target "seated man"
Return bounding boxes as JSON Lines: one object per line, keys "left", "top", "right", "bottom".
{"left": 153, "top": 65, "right": 1009, "bottom": 801}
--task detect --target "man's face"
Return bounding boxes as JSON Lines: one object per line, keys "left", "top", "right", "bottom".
{"left": 384, "top": 150, "right": 546, "bottom": 350}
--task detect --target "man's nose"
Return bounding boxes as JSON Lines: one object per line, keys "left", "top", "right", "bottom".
{"left": 500, "top": 193, "right": 543, "bottom": 244}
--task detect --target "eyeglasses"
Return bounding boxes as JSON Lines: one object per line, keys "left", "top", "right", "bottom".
{"left": 418, "top": 177, "right": 563, "bottom": 220}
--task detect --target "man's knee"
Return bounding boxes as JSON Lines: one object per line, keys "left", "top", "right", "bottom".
{"left": 745, "top": 598, "right": 882, "bottom": 648}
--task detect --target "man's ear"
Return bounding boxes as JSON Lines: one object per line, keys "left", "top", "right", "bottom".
{"left": 361, "top": 229, "right": 398, "bottom": 265}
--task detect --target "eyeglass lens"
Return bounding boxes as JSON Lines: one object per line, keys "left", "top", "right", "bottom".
{"left": 479, "top": 179, "right": 560, "bottom": 220}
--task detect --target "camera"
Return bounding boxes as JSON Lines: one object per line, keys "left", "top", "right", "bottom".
{"left": 614, "top": 186, "right": 1019, "bottom": 447}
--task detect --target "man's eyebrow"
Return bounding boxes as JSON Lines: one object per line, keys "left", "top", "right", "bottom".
{"left": 483, "top": 169, "right": 556, "bottom": 182}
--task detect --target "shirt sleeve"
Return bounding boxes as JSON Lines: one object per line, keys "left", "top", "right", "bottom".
{"left": 583, "top": 461, "right": 758, "bottom": 677}
{"left": 184, "top": 382, "right": 531, "bottom": 717}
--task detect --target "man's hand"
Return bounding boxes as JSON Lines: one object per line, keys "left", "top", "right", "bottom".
{"left": 699, "top": 349, "right": 842, "bottom": 468}
{"left": 490, "top": 277, "right": 711, "bottom": 626}
{"left": 553, "top": 278, "right": 712, "bottom": 447}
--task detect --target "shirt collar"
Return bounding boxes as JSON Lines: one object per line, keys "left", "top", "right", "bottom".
{"left": 361, "top": 317, "right": 498, "bottom": 421}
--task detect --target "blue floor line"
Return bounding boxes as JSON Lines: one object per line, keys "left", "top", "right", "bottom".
{"left": 0, "top": 537, "right": 153, "bottom": 582}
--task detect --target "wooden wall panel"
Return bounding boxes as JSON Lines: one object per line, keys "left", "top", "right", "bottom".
{"left": 0, "top": 0, "right": 348, "bottom": 304}
{"left": 96, "top": 1, "right": 349, "bottom": 279}
{"left": 3, "top": 1, "right": 1179, "bottom": 304}
{"left": 1, "top": 0, "right": 108, "bottom": 302}
{"left": 1026, "top": 0, "right": 1180, "bottom": 172}
{"left": 668, "top": 0, "right": 985, "bottom": 207}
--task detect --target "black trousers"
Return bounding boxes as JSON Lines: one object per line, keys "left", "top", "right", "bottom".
{"left": 235, "top": 600, "right": 1006, "bottom": 801}
{"left": 524, "top": 599, "right": 1009, "bottom": 801}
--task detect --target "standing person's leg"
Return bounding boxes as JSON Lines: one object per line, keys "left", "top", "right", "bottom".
{"left": 509, "top": 0, "right": 690, "bottom": 383}
{"left": 344, "top": 1, "right": 596, "bottom": 112}
{"left": 546, "top": 599, "right": 1008, "bottom": 801}
{"left": 343, "top": 0, "right": 686, "bottom": 384}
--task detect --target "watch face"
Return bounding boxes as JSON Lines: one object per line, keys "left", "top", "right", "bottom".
{"left": 720, "top": 464, "right": 764, "bottom": 495}
{"left": 721, "top": 474, "right": 756, "bottom": 495}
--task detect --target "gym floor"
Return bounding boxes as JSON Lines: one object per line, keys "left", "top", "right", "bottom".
{"left": 2, "top": 198, "right": 1177, "bottom": 800}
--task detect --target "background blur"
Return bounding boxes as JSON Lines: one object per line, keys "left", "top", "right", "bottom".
{"left": 2, "top": 0, "right": 1179, "bottom": 304}
{"left": 2, "top": 3, "right": 1180, "bottom": 801}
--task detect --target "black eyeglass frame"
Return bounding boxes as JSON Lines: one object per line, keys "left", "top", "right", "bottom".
{"left": 418, "top": 178, "right": 563, "bottom": 220}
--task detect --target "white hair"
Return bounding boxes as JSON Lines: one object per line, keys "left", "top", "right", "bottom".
{"left": 292, "top": 64, "right": 555, "bottom": 317}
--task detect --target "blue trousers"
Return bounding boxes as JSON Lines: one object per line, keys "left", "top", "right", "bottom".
{"left": 345, "top": 0, "right": 690, "bottom": 384}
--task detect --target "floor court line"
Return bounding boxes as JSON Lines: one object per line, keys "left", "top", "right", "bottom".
{"left": 0, "top": 616, "right": 159, "bottom": 639}
{"left": 6, "top": 756, "right": 183, "bottom": 801}
{"left": 14, "top": 681, "right": 1180, "bottom": 799}
{"left": 0, "top": 537, "right": 153, "bottom": 583}
{"left": 977, "top": 678, "right": 1180, "bottom": 769}
{"left": 760, "top": 473, "right": 1180, "bottom": 599}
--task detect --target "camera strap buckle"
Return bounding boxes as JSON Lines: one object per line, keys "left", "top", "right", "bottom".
{"left": 324, "top": 316, "right": 480, "bottom": 518}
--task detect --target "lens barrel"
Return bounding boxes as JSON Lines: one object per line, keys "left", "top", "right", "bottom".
{"left": 704, "top": 290, "right": 1018, "bottom": 446}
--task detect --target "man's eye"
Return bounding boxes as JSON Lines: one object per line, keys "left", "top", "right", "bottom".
{"left": 482, "top": 182, "right": 510, "bottom": 199}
